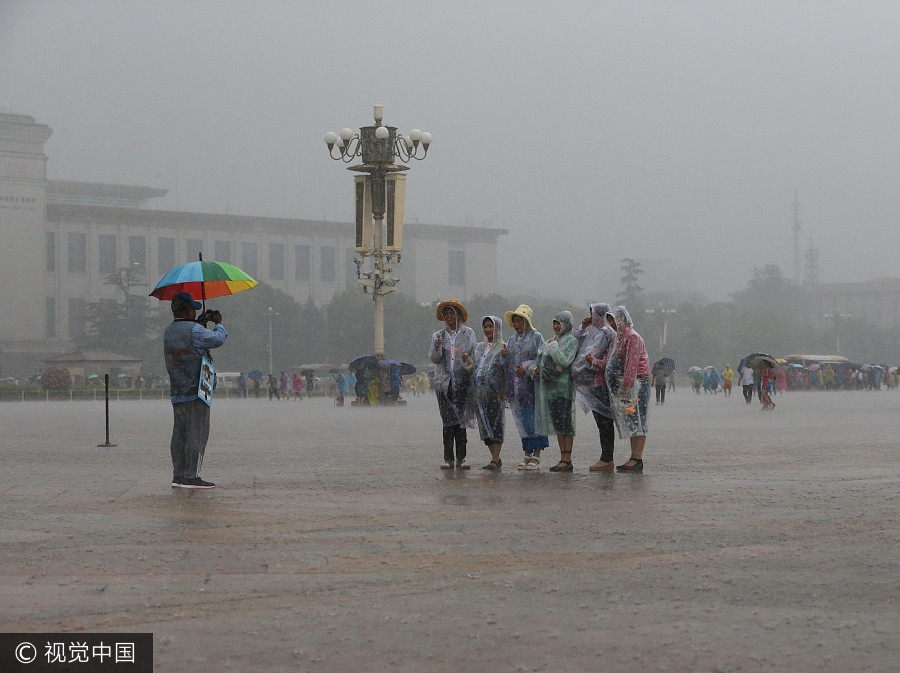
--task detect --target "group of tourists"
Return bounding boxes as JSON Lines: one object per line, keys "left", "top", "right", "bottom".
{"left": 428, "top": 299, "right": 651, "bottom": 474}
{"left": 690, "top": 361, "right": 896, "bottom": 404}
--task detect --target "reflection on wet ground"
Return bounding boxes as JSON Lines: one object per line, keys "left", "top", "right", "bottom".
{"left": 0, "top": 391, "right": 897, "bottom": 672}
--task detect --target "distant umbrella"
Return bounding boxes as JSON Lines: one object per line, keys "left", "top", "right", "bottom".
{"left": 687, "top": 366, "right": 702, "bottom": 373}
{"left": 378, "top": 360, "right": 417, "bottom": 375}
{"left": 349, "top": 355, "right": 379, "bottom": 370}
{"left": 745, "top": 353, "right": 779, "bottom": 371}
{"left": 652, "top": 357, "right": 675, "bottom": 374}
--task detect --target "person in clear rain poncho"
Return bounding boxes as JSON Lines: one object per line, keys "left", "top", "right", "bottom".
{"left": 593, "top": 306, "right": 651, "bottom": 472}
{"left": 503, "top": 304, "right": 549, "bottom": 471}
{"left": 466, "top": 316, "right": 506, "bottom": 471}
{"left": 534, "top": 311, "right": 579, "bottom": 472}
{"left": 429, "top": 299, "right": 477, "bottom": 469}
{"left": 574, "top": 302, "right": 618, "bottom": 471}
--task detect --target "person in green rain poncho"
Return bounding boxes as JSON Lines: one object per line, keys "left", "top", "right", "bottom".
{"left": 533, "top": 311, "right": 579, "bottom": 472}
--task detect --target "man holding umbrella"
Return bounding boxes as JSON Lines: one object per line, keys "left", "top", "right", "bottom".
{"left": 164, "top": 291, "right": 228, "bottom": 489}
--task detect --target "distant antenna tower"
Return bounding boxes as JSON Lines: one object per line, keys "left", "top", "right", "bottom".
{"left": 803, "top": 233, "right": 821, "bottom": 285}
{"left": 792, "top": 191, "right": 802, "bottom": 281}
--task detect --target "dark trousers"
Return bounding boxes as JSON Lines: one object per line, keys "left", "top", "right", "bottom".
{"left": 442, "top": 425, "right": 467, "bottom": 462}
{"left": 742, "top": 384, "right": 754, "bottom": 403}
{"left": 655, "top": 384, "right": 666, "bottom": 404}
{"left": 170, "top": 399, "right": 211, "bottom": 479}
{"left": 591, "top": 410, "right": 615, "bottom": 462}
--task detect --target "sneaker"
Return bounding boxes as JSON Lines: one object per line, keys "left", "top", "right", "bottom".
{"left": 457, "top": 460, "right": 471, "bottom": 470}
{"left": 171, "top": 475, "right": 183, "bottom": 488}
{"left": 181, "top": 477, "right": 216, "bottom": 489}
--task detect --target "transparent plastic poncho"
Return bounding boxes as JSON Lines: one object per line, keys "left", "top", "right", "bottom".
{"left": 428, "top": 307, "right": 477, "bottom": 427}
{"left": 534, "top": 311, "right": 579, "bottom": 437}
{"left": 504, "top": 312, "right": 546, "bottom": 443}
{"left": 470, "top": 316, "right": 506, "bottom": 443}
{"left": 603, "top": 306, "right": 651, "bottom": 438}
{"left": 572, "top": 302, "right": 615, "bottom": 419}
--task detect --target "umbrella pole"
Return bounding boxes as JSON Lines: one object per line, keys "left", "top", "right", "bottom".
{"left": 198, "top": 251, "right": 206, "bottom": 312}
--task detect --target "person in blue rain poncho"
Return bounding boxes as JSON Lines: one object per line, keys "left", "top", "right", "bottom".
{"left": 573, "top": 302, "right": 618, "bottom": 471}
{"left": 467, "top": 315, "right": 506, "bottom": 471}
{"left": 429, "top": 299, "right": 477, "bottom": 470}
{"left": 502, "top": 304, "right": 550, "bottom": 471}
{"left": 534, "top": 311, "right": 579, "bottom": 472}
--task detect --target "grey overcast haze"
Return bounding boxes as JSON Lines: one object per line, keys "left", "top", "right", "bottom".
{"left": 3, "top": 0, "right": 899, "bottom": 300}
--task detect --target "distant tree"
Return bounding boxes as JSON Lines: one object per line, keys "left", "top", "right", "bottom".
{"left": 616, "top": 258, "right": 645, "bottom": 312}
{"left": 80, "top": 267, "right": 158, "bottom": 363}
{"left": 738, "top": 264, "right": 803, "bottom": 313}
{"left": 212, "top": 282, "right": 306, "bottom": 373}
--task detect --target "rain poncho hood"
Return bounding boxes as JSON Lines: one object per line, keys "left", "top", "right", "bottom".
{"left": 606, "top": 306, "right": 634, "bottom": 334}
{"left": 552, "top": 311, "right": 574, "bottom": 338}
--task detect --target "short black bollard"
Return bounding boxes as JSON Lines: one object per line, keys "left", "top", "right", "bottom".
{"left": 97, "top": 373, "right": 117, "bottom": 447}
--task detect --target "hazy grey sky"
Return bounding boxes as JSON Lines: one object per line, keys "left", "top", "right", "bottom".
{"left": 3, "top": 0, "right": 899, "bottom": 300}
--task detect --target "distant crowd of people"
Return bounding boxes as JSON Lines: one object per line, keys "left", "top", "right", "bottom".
{"left": 689, "top": 362, "right": 896, "bottom": 404}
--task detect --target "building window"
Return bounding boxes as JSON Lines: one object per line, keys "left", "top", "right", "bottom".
{"left": 46, "top": 231, "right": 57, "bottom": 272}
{"left": 320, "top": 246, "right": 336, "bottom": 283}
{"left": 449, "top": 250, "right": 465, "bottom": 286}
{"left": 269, "top": 243, "right": 285, "bottom": 280}
{"left": 241, "top": 242, "right": 259, "bottom": 278}
{"left": 46, "top": 297, "right": 56, "bottom": 337}
{"left": 186, "top": 239, "right": 203, "bottom": 262}
{"left": 68, "top": 298, "right": 87, "bottom": 339}
{"left": 67, "top": 232, "right": 86, "bottom": 273}
{"left": 215, "top": 240, "right": 232, "bottom": 263}
{"left": 295, "top": 244, "right": 310, "bottom": 281}
{"left": 99, "top": 234, "right": 117, "bottom": 274}
{"left": 157, "top": 238, "right": 175, "bottom": 274}
{"left": 128, "top": 236, "right": 146, "bottom": 272}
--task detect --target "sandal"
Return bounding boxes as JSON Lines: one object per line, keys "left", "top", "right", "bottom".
{"left": 440, "top": 461, "right": 454, "bottom": 470}
{"left": 549, "top": 460, "right": 573, "bottom": 472}
{"left": 616, "top": 458, "right": 643, "bottom": 472}
{"left": 522, "top": 456, "right": 540, "bottom": 471}
{"left": 482, "top": 459, "right": 501, "bottom": 471}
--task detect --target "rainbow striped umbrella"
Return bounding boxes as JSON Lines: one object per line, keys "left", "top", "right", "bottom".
{"left": 150, "top": 260, "right": 258, "bottom": 303}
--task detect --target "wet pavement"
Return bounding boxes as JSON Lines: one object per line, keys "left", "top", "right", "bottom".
{"left": 1, "top": 390, "right": 897, "bottom": 672}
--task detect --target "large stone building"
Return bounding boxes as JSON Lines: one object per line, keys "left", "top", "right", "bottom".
{"left": 0, "top": 110, "right": 506, "bottom": 376}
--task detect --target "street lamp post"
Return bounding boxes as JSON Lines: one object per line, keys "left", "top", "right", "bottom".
{"left": 645, "top": 307, "right": 677, "bottom": 354}
{"left": 267, "top": 306, "right": 279, "bottom": 375}
{"left": 323, "top": 106, "right": 431, "bottom": 359}
{"left": 825, "top": 312, "right": 852, "bottom": 353}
